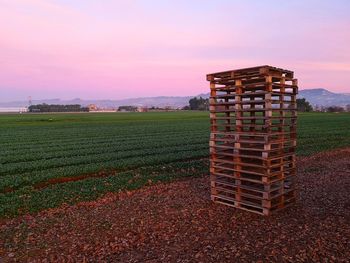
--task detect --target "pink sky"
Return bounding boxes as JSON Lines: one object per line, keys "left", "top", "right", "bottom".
{"left": 1, "top": 0, "right": 350, "bottom": 101}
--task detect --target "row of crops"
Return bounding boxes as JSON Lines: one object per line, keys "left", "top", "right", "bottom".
{"left": 1, "top": 111, "right": 350, "bottom": 218}
{"left": 0, "top": 112, "right": 210, "bottom": 217}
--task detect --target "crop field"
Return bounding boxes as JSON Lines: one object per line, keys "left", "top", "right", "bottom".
{"left": 0, "top": 111, "right": 350, "bottom": 218}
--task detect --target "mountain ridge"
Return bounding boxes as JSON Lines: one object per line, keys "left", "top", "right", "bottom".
{"left": 1, "top": 88, "right": 349, "bottom": 108}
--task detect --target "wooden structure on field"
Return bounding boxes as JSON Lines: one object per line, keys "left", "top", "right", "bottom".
{"left": 207, "top": 65, "right": 298, "bottom": 215}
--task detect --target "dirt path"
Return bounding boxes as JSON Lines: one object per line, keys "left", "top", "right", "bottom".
{"left": 1, "top": 149, "right": 350, "bottom": 262}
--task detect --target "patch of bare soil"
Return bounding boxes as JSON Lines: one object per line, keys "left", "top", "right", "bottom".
{"left": 1, "top": 148, "right": 350, "bottom": 262}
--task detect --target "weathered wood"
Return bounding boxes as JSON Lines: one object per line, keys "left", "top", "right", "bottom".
{"left": 208, "top": 65, "right": 298, "bottom": 215}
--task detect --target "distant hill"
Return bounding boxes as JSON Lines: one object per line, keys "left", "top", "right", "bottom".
{"left": 299, "top": 88, "right": 350, "bottom": 107}
{"left": 0, "top": 96, "right": 197, "bottom": 109}
{"left": 197, "top": 89, "right": 350, "bottom": 107}
{"left": 1, "top": 88, "right": 349, "bottom": 109}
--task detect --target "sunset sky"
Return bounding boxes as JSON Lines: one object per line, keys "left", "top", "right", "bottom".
{"left": 1, "top": 0, "right": 350, "bottom": 102}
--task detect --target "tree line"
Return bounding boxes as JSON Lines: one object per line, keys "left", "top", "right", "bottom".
{"left": 28, "top": 100, "right": 350, "bottom": 113}
{"left": 182, "top": 97, "right": 209, "bottom": 110}
{"left": 28, "top": 104, "right": 89, "bottom": 112}
{"left": 185, "top": 97, "right": 350, "bottom": 113}
{"left": 297, "top": 99, "right": 350, "bottom": 112}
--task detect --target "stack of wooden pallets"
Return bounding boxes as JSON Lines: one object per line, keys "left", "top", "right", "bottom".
{"left": 207, "top": 65, "right": 298, "bottom": 215}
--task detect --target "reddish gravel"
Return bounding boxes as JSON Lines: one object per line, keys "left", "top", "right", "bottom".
{"left": 1, "top": 148, "right": 350, "bottom": 262}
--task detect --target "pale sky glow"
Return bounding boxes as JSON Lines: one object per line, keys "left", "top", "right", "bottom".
{"left": 1, "top": 0, "right": 350, "bottom": 101}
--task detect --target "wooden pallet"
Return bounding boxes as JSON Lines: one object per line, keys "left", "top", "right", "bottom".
{"left": 207, "top": 65, "right": 298, "bottom": 215}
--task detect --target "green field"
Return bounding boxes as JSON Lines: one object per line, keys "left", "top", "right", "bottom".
{"left": 1, "top": 111, "right": 350, "bottom": 218}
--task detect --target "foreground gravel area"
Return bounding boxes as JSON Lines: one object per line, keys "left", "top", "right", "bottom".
{"left": 1, "top": 148, "right": 350, "bottom": 262}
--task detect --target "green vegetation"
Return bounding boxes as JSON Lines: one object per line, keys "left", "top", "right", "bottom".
{"left": 296, "top": 112, "right": 350, "bottom": 155}
{"left": 188, "top": 97, "right": 209, "bottom": 110}
{"left": 296, "top": 98, "right": 313, "bottom": 112}
{"left": 0, "top": 111, "right": 350, "bottom": 218}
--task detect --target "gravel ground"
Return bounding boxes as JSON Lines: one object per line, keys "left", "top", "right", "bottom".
{"left": 1, "top": 148, "right": 350, "bottom": 262}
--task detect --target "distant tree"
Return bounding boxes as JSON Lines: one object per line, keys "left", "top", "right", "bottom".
{"left": 118, "top": 106, "right": 137, "bottom": 112}
{"left": 28, "top": 104, "right": 88, "bottom": 112}
{"left": 182, "top": 105, "right": 190, "bottom": 110}
{"left": 188, "top": 97, "right": 209, "bottom": 111}
{"left": 296, "top": 98, "right": 313, "bottom": 112}
{"left": 326, "top": 106, "right": 345, "bottom": 113}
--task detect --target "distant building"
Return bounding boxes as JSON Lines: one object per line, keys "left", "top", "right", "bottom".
{"left": 88, "top": 104, "right": 98, "bottom": 111}
{"left": 0, "top": 107, "right": 28, "bottom": 113}
{"left": 137, "top": 107, "right": 148, "bottom": 112}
